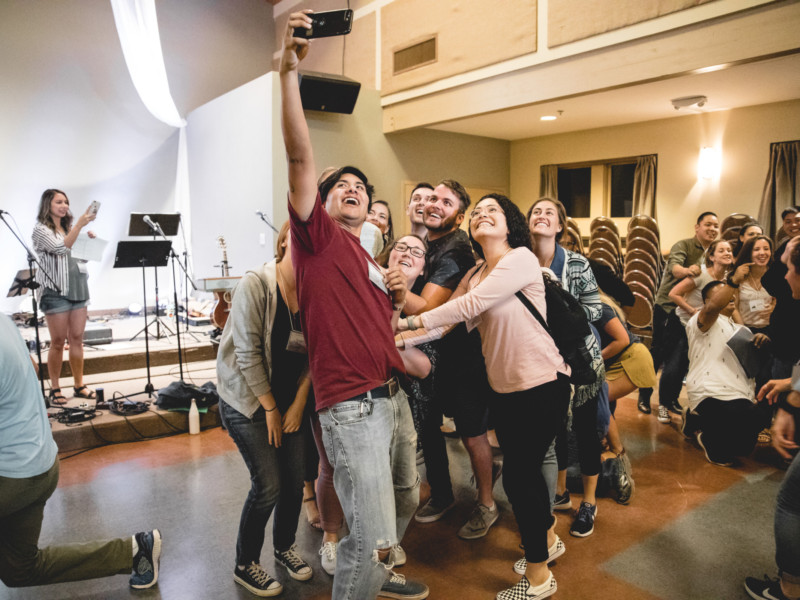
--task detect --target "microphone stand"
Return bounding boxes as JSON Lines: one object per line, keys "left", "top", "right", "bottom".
{"left": 178, "top": 216, "right": 200, "bottom": 342}
{"left": 257, "top": 212, "right": 280, "bottom": 233}
{"left": 0, "top": 211, "right": 62, "bottom": 407}
{"left": 150, "top": 223, "right": 194, "bottom": 380}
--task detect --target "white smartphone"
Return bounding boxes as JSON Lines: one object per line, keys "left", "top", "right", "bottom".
{"left": 89, "top": 200, "right": 100, "bottom": 216}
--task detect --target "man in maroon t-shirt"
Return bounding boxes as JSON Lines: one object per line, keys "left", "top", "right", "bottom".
{"left": 280, "top": 11, "right": 428, "bottom": 600}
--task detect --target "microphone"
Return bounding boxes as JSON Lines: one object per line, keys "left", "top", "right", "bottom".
{"left": 143, "top": 215, "right": 156, "bottom": 229}
{"left": 255, "top": 210, "right": 264, "bottom": 219}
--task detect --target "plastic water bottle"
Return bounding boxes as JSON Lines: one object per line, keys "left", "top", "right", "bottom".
{"left": 189, "top": 398, "right": 200, "bottom": 435}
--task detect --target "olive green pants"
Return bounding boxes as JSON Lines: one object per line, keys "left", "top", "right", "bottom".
{"left": 0, "top": 459, "right": 132, "bottom": 588}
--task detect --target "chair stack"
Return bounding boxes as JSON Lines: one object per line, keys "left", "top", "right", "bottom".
{"left": 720, "top": 213, "right": 754, "bottom": 241}
{"left": 623, "top": 215, "right": 663, "bottom": 332}
{"left": 588, "top": 216, "right": 623, "bottom": 275}
{"left": 566, "top": 217, "right": 584, "bottom": 251}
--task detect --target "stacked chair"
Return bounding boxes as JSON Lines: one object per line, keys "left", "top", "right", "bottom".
{"left": 622, "top": 215, "right": 664, "bottom": 343}
{"left": 720, "top": 213, "right": 754, "bottom": 241}
{"left": 588, "top": 216, "right": 623, "bottom": 274}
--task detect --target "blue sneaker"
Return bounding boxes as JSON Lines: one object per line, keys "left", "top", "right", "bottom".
{"left": 569, "top": 502, "right": 597, "bottom": 538}
{"left": 744, "top": 575, "right": 790, "bottom": 600}
{"left": 130, "top": 529, "right": 162, "bottom": 589}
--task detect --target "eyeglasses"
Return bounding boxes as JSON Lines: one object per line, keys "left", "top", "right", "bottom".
{"left": 392, "top": 241, "right": 426, "bottom": 258}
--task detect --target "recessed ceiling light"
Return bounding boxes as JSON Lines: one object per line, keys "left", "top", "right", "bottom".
{"left": 540, "top": 115, "right": 557, "bottom": 121}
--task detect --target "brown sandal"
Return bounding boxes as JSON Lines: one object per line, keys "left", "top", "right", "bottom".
{"left": 73, "top": 385, "right": 96, "bottom": 400}
{"left": 303, "top": 495, "right": 322, "bottom": 530}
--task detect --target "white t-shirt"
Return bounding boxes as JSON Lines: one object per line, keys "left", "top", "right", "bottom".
{"left": 675, "top": 269, "right": 715, "bottom": 325}
{"left": 685, "top": 312, "right": 755, "bottom": 410}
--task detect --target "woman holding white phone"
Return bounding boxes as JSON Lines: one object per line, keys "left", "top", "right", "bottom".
{"left": 32, "top": 188, "right": 97, "bottom": 405}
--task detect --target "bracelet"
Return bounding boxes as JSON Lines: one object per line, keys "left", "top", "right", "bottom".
{"left": 393, "top": 302, "right": 405, "bottom": 312}
{"left": 264, "top": 405, "right": 278, "bottom": 413}
{"left": 726, "top": 275, "right": 740, "bottom": 289}
{"left": 407, "top": 315, "right": 418, "bottom": 331}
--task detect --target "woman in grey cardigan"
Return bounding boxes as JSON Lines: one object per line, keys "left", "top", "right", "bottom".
{"left": 216, "top": 221, "right": 313, "bottom": 597}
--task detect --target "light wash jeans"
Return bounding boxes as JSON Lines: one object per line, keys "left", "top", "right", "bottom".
{"left": 319, "top": 386, "right": 420, "bottom": 600}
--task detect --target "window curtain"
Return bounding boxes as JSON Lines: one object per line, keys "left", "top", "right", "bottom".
{"left": 540, "top": 165, "right": 558, "bottom": 199}
{"left": 758, "top": 141, "right": 800, "bottom": 239}
{"left": 632, "top": 154, "right": 657, "bottom": 217}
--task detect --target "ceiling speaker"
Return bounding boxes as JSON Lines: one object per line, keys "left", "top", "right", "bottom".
{"left": 298, "top": 72, "right": 361, "bottom": 114}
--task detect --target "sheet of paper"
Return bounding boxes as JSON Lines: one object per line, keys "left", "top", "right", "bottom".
{"left": 70, "top": 234, "right": 108, "bottom": 262}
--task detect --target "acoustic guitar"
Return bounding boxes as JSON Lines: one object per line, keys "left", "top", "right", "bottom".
{"left": 211, "top": 236, "right": 232, "bottom": 329}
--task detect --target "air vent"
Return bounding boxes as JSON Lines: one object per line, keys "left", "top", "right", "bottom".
{"left": 393, "top": 37, "right": 437, "bottom": 75}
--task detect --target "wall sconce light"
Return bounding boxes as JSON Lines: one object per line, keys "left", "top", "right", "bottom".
{"left": 698, "top": 146, "right": 721, "bottom": 179}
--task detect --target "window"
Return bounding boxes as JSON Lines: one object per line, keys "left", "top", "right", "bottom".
{"left": 609, "top": 162, "right": 636, "bottom": 217}
{"left": 557, "top": 167, "right": 591, "bottom": 218}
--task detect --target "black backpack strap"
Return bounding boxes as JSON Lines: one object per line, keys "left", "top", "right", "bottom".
{"left": 515, "top": 291, "right": 551, "bottom": 335}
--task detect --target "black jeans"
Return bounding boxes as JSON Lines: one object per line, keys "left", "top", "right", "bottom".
{"left": 220, "top": 400, "right": 306, "bottom": 565}
{"left": 694, "top": 397, "right": 764, "bottom": 462}
{"left": 555, "top": 395, "right": 602, "bottom": 477}
{"left": 640, "top": 306, "right": 688, "bottom": 408}
{"left": 493, "top": 375, "right": 571, "bottom": 564}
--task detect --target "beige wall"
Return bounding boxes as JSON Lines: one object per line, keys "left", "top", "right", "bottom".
{"left": 510, "top": 100, "right": 800, "bottom": 251}
{"left": 270, "top": 84, "right": 511, "bottom": 236}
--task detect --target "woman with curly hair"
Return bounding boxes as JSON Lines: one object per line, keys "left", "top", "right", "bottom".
{"left": 398, "top": 193, "right": 570, "bottom": 600}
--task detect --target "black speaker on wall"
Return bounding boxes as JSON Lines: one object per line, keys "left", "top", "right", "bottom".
{"left": 298, "top": 71, "right": 361, "bottom": 114}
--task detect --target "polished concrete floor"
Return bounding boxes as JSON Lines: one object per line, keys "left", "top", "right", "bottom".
{"left": 1, "top": 390, "right": 788, "bottom": 600}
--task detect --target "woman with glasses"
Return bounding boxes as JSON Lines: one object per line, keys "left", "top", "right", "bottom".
{"left": 397, "top": 194, "right": 570, "bottom": 600}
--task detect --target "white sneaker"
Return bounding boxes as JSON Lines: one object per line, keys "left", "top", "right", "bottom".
{"left": 319, "top": 541, "right": 337, "bottom": 576}
{"left": 657, "top": 405, "right": 671, "bottom": 424}
{"left": 389, "top": 544, "right": 406, "bottom": 567}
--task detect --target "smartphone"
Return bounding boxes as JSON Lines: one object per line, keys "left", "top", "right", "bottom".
{"left": 89, "top": 200, "right": 100, "bottom": 216}
{"left": 293, "top": 9, "right": 353, "bottom": 39}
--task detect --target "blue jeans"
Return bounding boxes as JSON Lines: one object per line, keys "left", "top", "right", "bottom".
{"left": 219, "top": 400, "right": 306, "bottom": 565}
{"left": 319, "top": 386, "right": 420, "bottom": 600}
{"left": 776, "top": 452, "right": 800, "bottom": 578}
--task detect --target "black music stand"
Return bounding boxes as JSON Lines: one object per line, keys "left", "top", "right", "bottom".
{"left": 114, "top": 240, "right": 171, "bottom": 398}
{"left": 128, "top": 214, "right": 180, "bottom": 340}
{"left": 7, "top": 269, "right": 48, "bottom": 401}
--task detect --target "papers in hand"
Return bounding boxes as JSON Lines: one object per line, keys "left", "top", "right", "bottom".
{"left": 726, "top": 326, "right": 769, "bottom": 379}
{"left": 70, "top": 234, "right": 108, "bottom": 262}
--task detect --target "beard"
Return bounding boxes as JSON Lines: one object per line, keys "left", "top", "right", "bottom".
{"left": 425, "top": 210, "right": 460, "bottom": 233}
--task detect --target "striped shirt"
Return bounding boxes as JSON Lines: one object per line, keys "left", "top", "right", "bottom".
{"left": 32, "top": 222, "right": 70, "bottom": 295}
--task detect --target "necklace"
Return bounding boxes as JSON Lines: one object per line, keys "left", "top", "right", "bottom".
{"left": 276, "top": 263, "right": 298, "bottom": 313}
{"left": 479, "top": 247, "right": 512, "bottom": 284}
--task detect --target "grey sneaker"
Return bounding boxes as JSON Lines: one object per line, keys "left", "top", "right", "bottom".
{"left": 390, "top": 544, "right": 406, "bottom": 567}
{"left": 458, "top": 503, "right": 499, "bottom": 540}
{"left": 130, "top": 529, "right": 161, "bottom": 589}
{"left": 414, "top": 497, "right": 455, "bottom": 523}
{"left": 379, "top": 570, "right": 429, "bottom": 600}
{"left": 319, "top": 541, "right": 337, "bottom": 576}
{"left": 234, "top": 562, "right": 283, "bottom": 597}
{"left": 274, "top": 544, "right": 312, "bottom": 581}
{"left": 657, "top": 405, "right": 671, "bottom": 423}
{"left": 513, "top": 535, "right": 565, "bottom": 574}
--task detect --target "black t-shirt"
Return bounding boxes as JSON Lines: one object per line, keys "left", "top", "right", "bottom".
{"left": 270, "top": 288, "right": 308, "bottom": 413}
{"left": 764, "top": 238, "right": 800, "bottom": 362}
{"left": 414, "top": 228, "right": 475, "bottom": 295}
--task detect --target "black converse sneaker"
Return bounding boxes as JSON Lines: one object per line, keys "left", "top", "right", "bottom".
{"left": 274, "top": 545, "right": 313, "bottom": 581}
{"left": 234, "top": 562, "right": 283, "bottom": 597}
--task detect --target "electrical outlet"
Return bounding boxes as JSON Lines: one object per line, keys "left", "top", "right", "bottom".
{"left": 259, "top": 233, "right": 266, "bottom": 246}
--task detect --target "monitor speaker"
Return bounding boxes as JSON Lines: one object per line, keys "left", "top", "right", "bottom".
{"left": 298, "top": 72, "right": 361, "bottom": 114}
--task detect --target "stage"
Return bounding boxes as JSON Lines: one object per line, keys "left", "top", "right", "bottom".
{"left": 12, "top": 311, "right": 223, "bottom": 454}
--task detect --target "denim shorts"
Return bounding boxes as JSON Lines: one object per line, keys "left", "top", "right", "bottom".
{"left": 39, "top": 292, "right": 88, "bottom": 315}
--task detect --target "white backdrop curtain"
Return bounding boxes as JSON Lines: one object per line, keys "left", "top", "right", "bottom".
{"left": 632, "top": 154, "right": 657, "bottom": 217}
{"left": 110, "top": 0, "right": 186, "bottom": 128}
{"left": 758, "top": 141, "right": 799, "bottom": 239}
{"left": 539, "top": 165, "right": 559, "bottom": 199}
